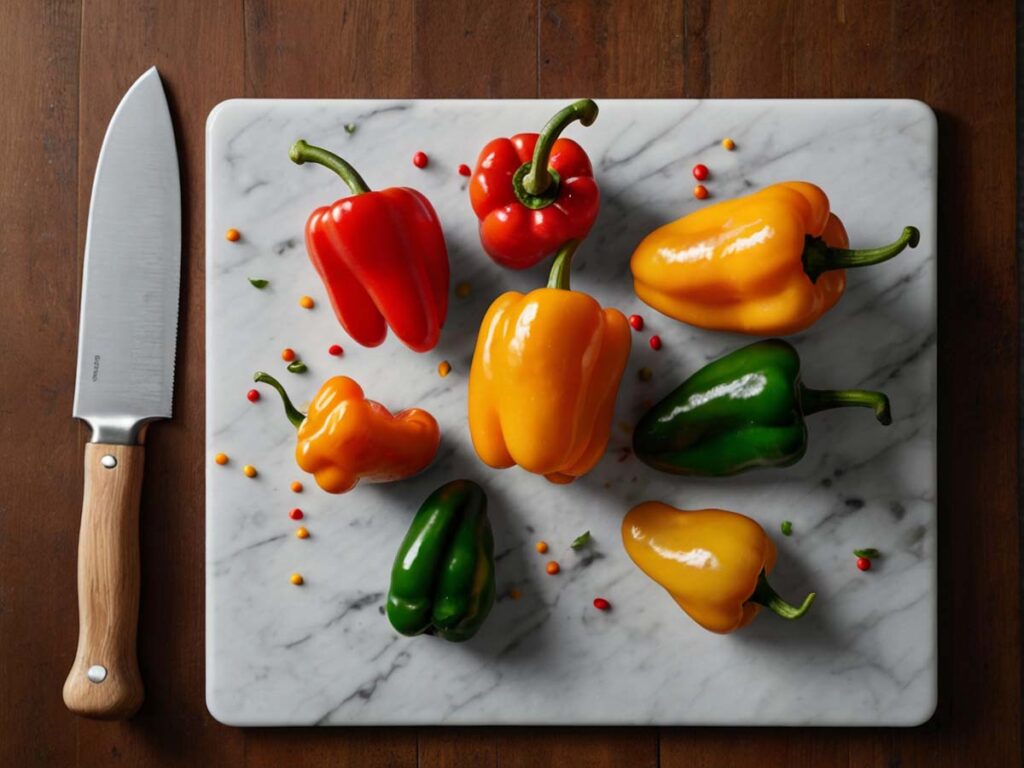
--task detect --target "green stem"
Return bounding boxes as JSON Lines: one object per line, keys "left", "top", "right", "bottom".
{"left": 514, "top": 99, "right": 599, "bottom": 208}
{"left": 289, "top": 139, "right": 371, "bottom": 195}
{"left": 253, "top": 371, "right": 305, "bottom": 429}
{"left": 546, "top": 240, "right": 581, "bottom": 290}
{"left": 800, "top": 386, "right": 892, "bottom": 425}
{"left": 802, "top": 226, "right": 919, "bottom": 283}
{"left": 747, "top": 569, "right": 815, "bottom": 620}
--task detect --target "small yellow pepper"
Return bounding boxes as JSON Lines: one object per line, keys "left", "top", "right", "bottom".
{"left": 630, "top": 182, "right": 919, "bottom": 335}
{"left": 468, "top": 241, "right": 631, "bottom": 484}
{"left": 622, "top": 501, "right": 815, "bottom": 634}
{"left": 254, "top": 372, "right": 439, "bottom": 494}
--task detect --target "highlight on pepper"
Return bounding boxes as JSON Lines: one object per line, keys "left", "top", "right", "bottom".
{"left": 289, "top": 139, "right": 449, "bottom": 352}
{"left": 253, "top": 370, "right": 440, "bottom": 494}
{"left": 630, "top": 181, "right": 920, "bottom": 336}
{"left": 469, "top": 99, "right": 600, "bottom": 269}
{"left": 468, "top": 240, "right": 631, "bottom": 484}
{"left": 633, "top": 338, "right": 892, "bottom": 477}
{"left": 386, "top": 480, "right": 495, "bottom": 642}
{"left": 622, "top": 501, "right": 815, "bottom": 634}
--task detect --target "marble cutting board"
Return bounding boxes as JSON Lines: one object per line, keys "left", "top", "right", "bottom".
{"left": 205, "top": 99, "right": 937, "bottom": 726}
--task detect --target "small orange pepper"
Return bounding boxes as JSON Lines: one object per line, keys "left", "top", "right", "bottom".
{"left": 622, "top": 501, "right": 815, "bottom": 634}
{"left": 630, "top": 182, "right": 920, "bottom": 336}
{"left": 468, "top": 241, "right": 630, "bottom": 483}
{"left": 254, "top": 371, "right": 439, "bottom": 494}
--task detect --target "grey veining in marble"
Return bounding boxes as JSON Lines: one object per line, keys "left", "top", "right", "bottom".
{"left": 206, "top": 99, "right": 937, "bottom": 726}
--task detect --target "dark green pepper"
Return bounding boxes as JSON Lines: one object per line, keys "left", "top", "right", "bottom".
{"left": 633, "top": 339, "right": 892, "bottom": 477}
{"left": 386, "top": 479, "right": 495, "bottom": 642}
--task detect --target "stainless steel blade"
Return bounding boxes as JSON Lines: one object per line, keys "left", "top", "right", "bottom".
{"left": 73, "top": 67, "right": 180, "bottom": 443}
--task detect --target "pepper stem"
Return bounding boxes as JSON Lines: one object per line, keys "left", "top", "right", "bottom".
{"left": 748, "top": 569, "right": 815, "bottom": 620}
{"left": 803, "top": 226, "right": 919, "bottom": 283}
{"left": 289, "top": 139, "right": 371, "bottom": 195}
{"left": 546, "top": 240, "right": 581, "bottom": 290}
{"left": 513, "top": 99, "right": 599, "bottom": 208}
{"left": 253, "top": 371, "right": 306, "bottom": 429}
{"left": 800, "top": 386, "right": 892, "bottom": 425}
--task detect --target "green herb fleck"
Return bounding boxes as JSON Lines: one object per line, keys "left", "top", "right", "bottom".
{"left": 570, "top": 531, "right": 591, "bottom": 550}
{"left": 853, "top": 548, "right": 880, "bottom": 559}
{"left": 781, "top": 520, "right": 793, "bottom": 537}
{"left": 248, "top": 278, "right": 269, "bottom": 289}
{"left": 286, "top": 360, "right": 308, "bottom": 374}
{"left": 344, "top": 122, "right": 357, "bottom": 134}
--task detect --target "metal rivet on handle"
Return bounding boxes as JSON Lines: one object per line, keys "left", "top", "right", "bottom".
{"left": 100, "top": 454, "right": 117, "bottom": 469}
{"left": 87, "top": 665, "right": 108, "bottom": 683}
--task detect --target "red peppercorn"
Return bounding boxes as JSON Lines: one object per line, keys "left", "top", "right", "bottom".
{"left": 856, "top": 557, "right": 871, "bottom": 571}
{"left": 694, "top": 184, "right": 709, "bottom": 200}
{"left": 628, "top": 314, "right": 644, "bottom": 331}
{"left": 413, "top": 151, "right": 428, "bottom": 169}
{"left": 246, "top": 389, "right": 260, "bottom": 402}
{"left": 289, "top": 508, "right": 304, "bottom": 521}
{"left": 649, "top": 335, "right": 662, "bottom": 350}
{"left": 593, "top": 597, "right": 611, "bottom": 611}
{"left": 692, "top": 163, "right": 709, "bottom": 181}
{"left": 457, "top": 163, "right": 471, "bottom": 177}
{"left": 328, "top": 344, "right": 343, "bottom": 356}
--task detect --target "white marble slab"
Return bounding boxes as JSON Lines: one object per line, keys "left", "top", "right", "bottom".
{"left": 205, "top": 99, "right": 937, "bottom": 726}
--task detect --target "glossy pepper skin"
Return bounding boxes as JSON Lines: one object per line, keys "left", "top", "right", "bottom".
{"left": 254, "top": 372, "right": 440, "bottom": 494}
{"left": 630, "top": 181, "right": 920, "bottom": 335}
{"left": 622, "top": 501, "right": 815, "bottom": 634}
{"left": 387, "top": 480, "right": 495, "bottom": 642}
{"left": 469, "top": 241, "right": 631, "bottom": 484}
{"left": 633, "top": 338, "right": 892, "bottom": 477}
{"left": 469, "top": 100, "right": 600, "bottom": 269}
{"left": 290, "top": 140, "right": 449, "bottom": 352}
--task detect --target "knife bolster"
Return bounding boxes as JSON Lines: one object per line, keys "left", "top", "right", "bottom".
{"left": 81, "top": 415, "right": 153, "bottom": 445}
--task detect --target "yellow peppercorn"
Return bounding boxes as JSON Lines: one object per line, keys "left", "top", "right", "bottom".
{"left": 722, "top": 137, "right": 736, "bottom": 150}
{"left": 225, "top": 228, "right": 240, "bottom": 242}
{"left": 299, "top": 295, "right": 315, "bottom": 309}
{"left": 535, "top": 541, "right": 549, "bottom": 554}
{"left": 455, "top": 281, "right": 471, "bottom": 298}
{"left": 295, "top": 526, "right": 310, "bottom": 539}
{"left": 243, "top": 464, "right": 257, "bottom": 478}
{"left": 290, "top": 481, "right": 303, "bottom": 493}
{"left": 438, "top": 360, "right": 451, "bottom": 378}
{"left": 546, "top": 561, "right": 560, "bottom": 575}
{"left": 214, "top": 452, "right": 229, "bottom": 465}
{"left": 290, "top": 573, "right": 304, "bottom": 585}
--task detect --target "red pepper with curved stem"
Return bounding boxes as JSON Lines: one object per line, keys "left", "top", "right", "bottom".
{"left": 290, "top": 140, "right": 449, "bottom": 352}
{"left": 469, "top": 100, "right": 600, "bottom": 269}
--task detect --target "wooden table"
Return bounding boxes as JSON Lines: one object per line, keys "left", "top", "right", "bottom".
{"left": 1, "top": 1, "right": 1018, "bottom": 765}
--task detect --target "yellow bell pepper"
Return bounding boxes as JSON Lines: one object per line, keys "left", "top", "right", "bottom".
{"left": 630, "top": 181, "right": 920, "bottom": 335}
{"left": 254, "top": 372, "right": 440, "bottom": 494}
{"left": 622, "top": 501, "right": 815, "bottom": 634}
{"left": 468, "top": 241, "right": 631, "bottom": 484}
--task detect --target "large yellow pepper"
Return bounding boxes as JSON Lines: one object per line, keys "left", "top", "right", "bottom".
{"left": 254, "top": 372, "right": 440, "bottom": 494}
{"left": 468, "top": 241, "right": 631, "bottom": 484}
{"left": 622, "top": 501, "right": 815, "bottom": 634}
{"left": 630, "top": 182, "right": 920, "bottom": 335}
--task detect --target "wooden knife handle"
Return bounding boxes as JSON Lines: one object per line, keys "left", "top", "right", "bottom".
{"left": 63, "top": 443, "right": 145, "bottom": 719}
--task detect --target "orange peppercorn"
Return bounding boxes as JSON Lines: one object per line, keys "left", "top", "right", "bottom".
{"left": 243, "top": 465, "right": 257, "bottom": 478}
{"left": 693, "top": 184, "right": 709, "bottom": 200}
{"left": 225, "top": 228, "right": 240, "bottom": 242}
{"left": 509, "top": 588, "right": 522, "bottom": 601}
{"left": 545, "top": 561, "right": 560, "bottom": 575}
{"left": 535, "top": 541, "right": 549, "bottom": 554}
{"left": 290, "top": 573, "right": 304, "bottom": 585}
{"left": 295, "top": 526, "right": 310, "bottom": 539}
{"left": 437, "top": 360, "right": 451, "bottom": 378}
{"left": 299, "top": 295, "right": 315, "bottom": 309}
{"left": 722, "top": 137, "right": 736, "bottom": 150}
{"left": 214, "top": 452, "right": 229, "bottom": 465}
{"left": 290, "top": 481, "right": 303, "bottom": 493}
{"left": 455, "top": 281, "right": 471, "bottom": 298}
{"left": 281, "top": 348, "right": 296, "bottom": 362}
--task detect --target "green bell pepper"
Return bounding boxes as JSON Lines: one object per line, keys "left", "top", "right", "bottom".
{"left": 633, "top": 338, "right": 892, "bottom": 476}
{"left": 386, "top": 479, "right": 495, "bottom": 642}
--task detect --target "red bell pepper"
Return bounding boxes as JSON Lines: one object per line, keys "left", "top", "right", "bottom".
{"left": 469, "top": 100, "right": 600, "bottom": 270}
{"left": 289, "top": 140, "right": 449, "bottom": 353}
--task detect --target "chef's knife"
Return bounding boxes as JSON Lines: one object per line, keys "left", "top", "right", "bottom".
{"left": 64, "top": 67, "right": 180, "bottom": 720}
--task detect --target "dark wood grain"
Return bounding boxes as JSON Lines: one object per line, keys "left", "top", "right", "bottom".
{"left": 0, "top": 1, "right": 1017, "bottom": 766}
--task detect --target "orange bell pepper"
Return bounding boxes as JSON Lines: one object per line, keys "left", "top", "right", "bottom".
{"left": 630, "top": 182, "right": 920, "bottom": 335}
{"left": 622, "top": 501, "right": 815, "bottom": 634}
{"left": 468, "top": 241, "right": 631, "bottom": 484}
{"left": 254, "top": 372, "right": 439, "bottom": 494}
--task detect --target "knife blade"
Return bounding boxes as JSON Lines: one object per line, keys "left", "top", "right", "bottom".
{"left": 64, "top": 67, "right": 180, "bottom": 720}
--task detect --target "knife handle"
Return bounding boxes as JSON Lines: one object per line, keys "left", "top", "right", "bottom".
{"left": 63, "top": 443, "right": 145, "bottom": 719}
